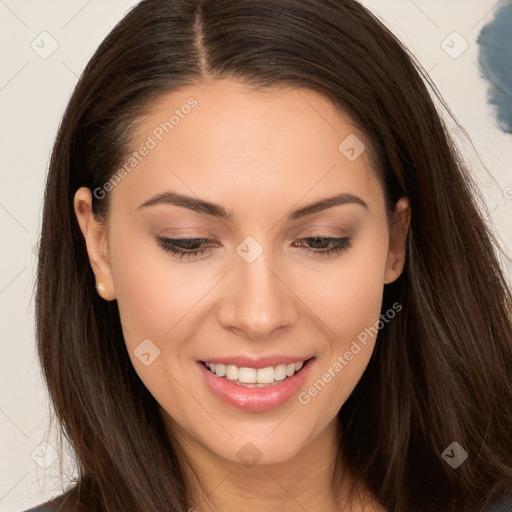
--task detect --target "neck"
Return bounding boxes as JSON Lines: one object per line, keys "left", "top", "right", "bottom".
{"left": 164, "top": 414, "right": 368, "bottom": 512}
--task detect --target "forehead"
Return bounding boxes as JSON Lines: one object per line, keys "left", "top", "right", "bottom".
{"left": 111, "top": 79, "right": 383, "bottom": 216}
{"left": 135, "top": 79, "right": 358, "bottom": 152}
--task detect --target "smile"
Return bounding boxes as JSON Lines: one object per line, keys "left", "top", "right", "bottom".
{"left": 197, "top": 357, "right": 315, "bottom": 412}
{"left": 202, "top": 360, "right": 306, "bottom": 386}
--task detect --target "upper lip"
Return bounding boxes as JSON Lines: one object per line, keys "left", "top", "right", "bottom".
{"left": 200, "top": 355, "right": 315, "bottom": 369}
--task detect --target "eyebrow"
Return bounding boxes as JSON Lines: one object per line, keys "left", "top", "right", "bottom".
{"left": 138, "top": 191, "right": 369, "bottom": 220}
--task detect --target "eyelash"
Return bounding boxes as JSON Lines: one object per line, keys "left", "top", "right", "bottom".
{"left": 155, "top": 235, "right": 352, "bottom": 259}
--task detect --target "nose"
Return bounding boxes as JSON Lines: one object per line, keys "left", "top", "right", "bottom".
{"left": 216, "top": 249, "right": 299, "bottom": 340}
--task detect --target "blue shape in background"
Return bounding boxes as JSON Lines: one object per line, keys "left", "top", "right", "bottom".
{"left": 477, "top": 0, "right": 512, "bottom": 134}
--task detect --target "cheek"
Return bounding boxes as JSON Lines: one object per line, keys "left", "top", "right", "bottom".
{"left": 108, "top": 227, "right": 225, "bottom": 359}
{"left": 297, "top": 227, "right": 389, "bottom": 346}
{"left": 294, "top": 229, "right": 389, "bottom": 414}
{"left": 107, "top": 232, "right": 211, "bottom": 400}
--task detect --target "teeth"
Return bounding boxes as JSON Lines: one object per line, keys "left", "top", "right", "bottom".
{"left": 256, "top": 367, "right": 275, "bottom": 384}
{"left": 274, "top": 364, "right": 287, "bottom": 381}
{"left": 204, "top": 359, "right": 307, "bottom": 384}
{"left": 226, "top": 365, "right": 238, "bottom": 381}
{"left": 238, "top": 367, "right": 257, "bottom": 384}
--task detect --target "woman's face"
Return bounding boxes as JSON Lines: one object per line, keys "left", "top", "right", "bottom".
{"left": 75, "top": 79, "right": 409, "bottom": 466}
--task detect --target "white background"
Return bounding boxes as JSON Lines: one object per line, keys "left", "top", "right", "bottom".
{"left": 0, "top": 1, "right": 511, "bottom": 510}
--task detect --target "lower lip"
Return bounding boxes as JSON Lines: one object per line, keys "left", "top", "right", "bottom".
{"left": 197, "top": 359, "right": 314, "bottom": 412}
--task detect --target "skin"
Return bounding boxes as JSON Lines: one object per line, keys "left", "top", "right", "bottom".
{"left": 74, "top": 79, "right": 410, "bottom": 512}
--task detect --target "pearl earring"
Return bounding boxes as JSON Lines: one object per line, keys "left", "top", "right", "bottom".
{"left": 95, "top": 283, "right": 106, "bottom": 295}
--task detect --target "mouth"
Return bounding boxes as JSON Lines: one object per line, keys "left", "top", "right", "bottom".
{"left": 200, "top": 358, "right": 312, "bottom": 388}
{"left": 197, "top": 356, "right": 315, "bottom": 412}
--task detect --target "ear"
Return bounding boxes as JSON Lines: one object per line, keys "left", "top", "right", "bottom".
{"left": 73, "top": 187, "right": 117, "bottom": 301}
{"left": 384, "top": 196, "right": 410, "bottom": 285}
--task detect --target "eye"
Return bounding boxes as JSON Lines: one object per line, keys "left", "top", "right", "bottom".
{"left": 294, "top": 236, "right": 352, "bottom": 256}
{"left": 156, "top": 236, "right": 213, "bottom": 259}
{"left": 155, "top": 235, "right": 352, "bottom": 259}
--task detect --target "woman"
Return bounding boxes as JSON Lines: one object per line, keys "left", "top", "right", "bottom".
{"left": 28, "top": 0, "right": 512, "bottom": 510}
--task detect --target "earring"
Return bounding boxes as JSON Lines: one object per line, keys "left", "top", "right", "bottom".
{"left": 95, "top": 283, "right": 106, "bottom": 296}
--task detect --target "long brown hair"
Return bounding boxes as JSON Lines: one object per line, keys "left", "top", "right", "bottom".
{"left": 35, "top": 0, "right": 512, "bottom": 510}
